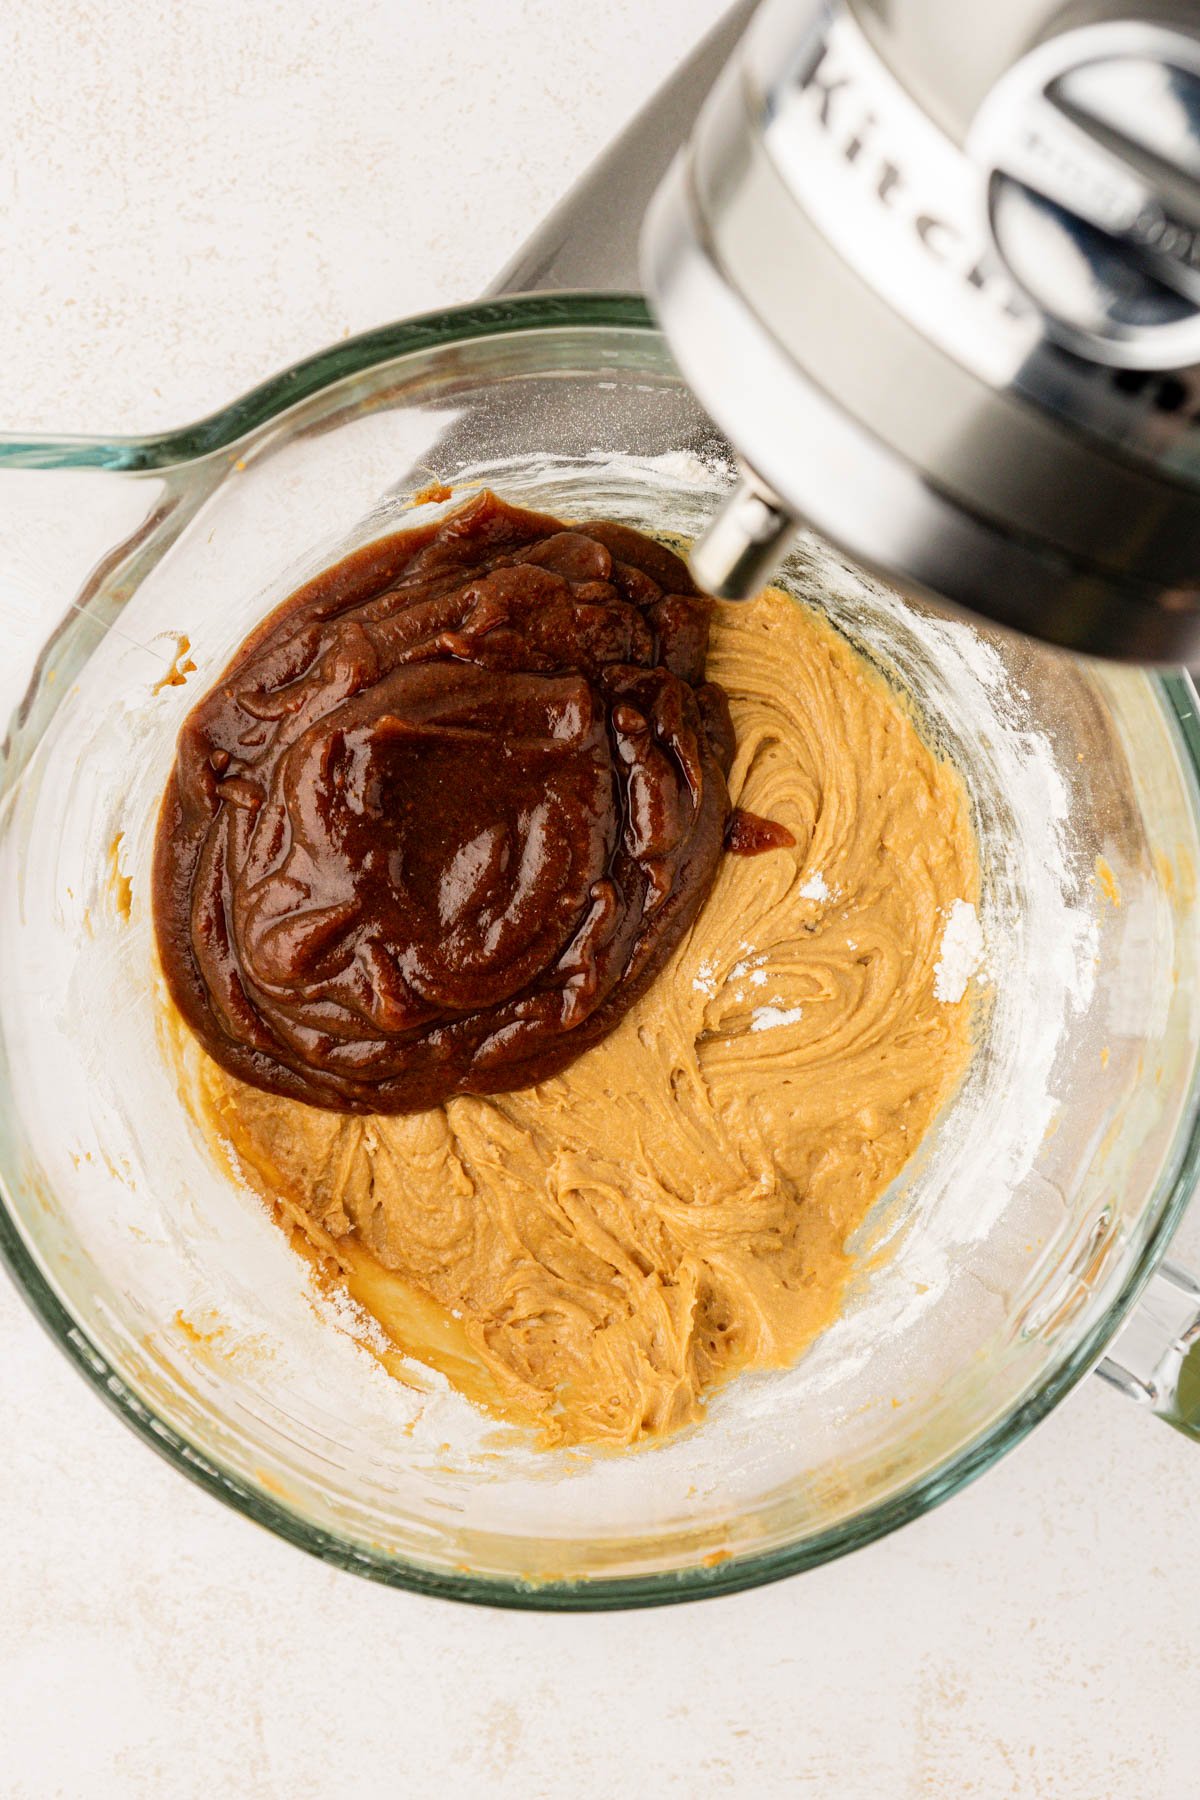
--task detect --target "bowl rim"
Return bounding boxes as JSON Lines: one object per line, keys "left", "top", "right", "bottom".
{"left": 0, "top": 291, "right": 652, "bottom": 472}
{"left": 2, "top": 290, "right": 1199, "bottom": 1611}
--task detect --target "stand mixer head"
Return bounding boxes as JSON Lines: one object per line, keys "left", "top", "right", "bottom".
{"left": 635, "top": 0, "right": 1200, "bottom": 660}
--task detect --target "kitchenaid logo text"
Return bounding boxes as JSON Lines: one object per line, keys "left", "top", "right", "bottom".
{"left": 791, "top": 40, "right": 1029, "bottom": 322}
{"left": 1015, "top": 114, "right": 1200, "bottom": 273}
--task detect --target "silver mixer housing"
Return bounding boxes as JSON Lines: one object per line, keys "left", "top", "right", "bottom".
{"left": 642, "top": 0, "right": 1200, "bottom": 662}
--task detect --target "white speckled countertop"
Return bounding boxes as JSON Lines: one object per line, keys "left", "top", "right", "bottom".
{"left": 3, "top": 4, "right": 1199, "bottom": 1794}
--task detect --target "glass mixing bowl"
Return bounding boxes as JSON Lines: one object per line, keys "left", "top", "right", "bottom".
{"left": 1, "top": 295, "right": 1199, "bottom": 1610}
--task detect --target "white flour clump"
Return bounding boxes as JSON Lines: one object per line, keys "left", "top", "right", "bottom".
{"left": 798, "top": 871, "right": 830, "bottom": 902}
{"left": 934, "top": 899, "right": 985, "bottom": 1003}
{"left": 692, "top": 957, "right": 717, "bottom": 997}
{"left": 750, "top": 1004, "right": 804, "bottom": 1033}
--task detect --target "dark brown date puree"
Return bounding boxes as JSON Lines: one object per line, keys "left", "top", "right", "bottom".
{"left": 153, "top": 491, "right": 791, "bottom": 1114}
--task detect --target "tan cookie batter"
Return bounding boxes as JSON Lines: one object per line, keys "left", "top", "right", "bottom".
{"left": 185, "top": 585, "right": 978, "bottom": 1447}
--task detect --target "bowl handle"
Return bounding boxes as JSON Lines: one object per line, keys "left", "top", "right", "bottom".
{"left": 1095, "top": 1262, "right": 1200, "bottom": 1441}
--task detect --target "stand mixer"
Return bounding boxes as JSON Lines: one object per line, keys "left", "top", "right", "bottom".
{"left": 499, "top": 0, "right": 1200, "bottom": 661}
{"left": 3, "top": 0, "right": 1200, "bottom": 1606}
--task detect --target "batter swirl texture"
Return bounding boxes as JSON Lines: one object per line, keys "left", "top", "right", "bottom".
{"left": 181, "top": 577, "right": 979, "bottom": 1447}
